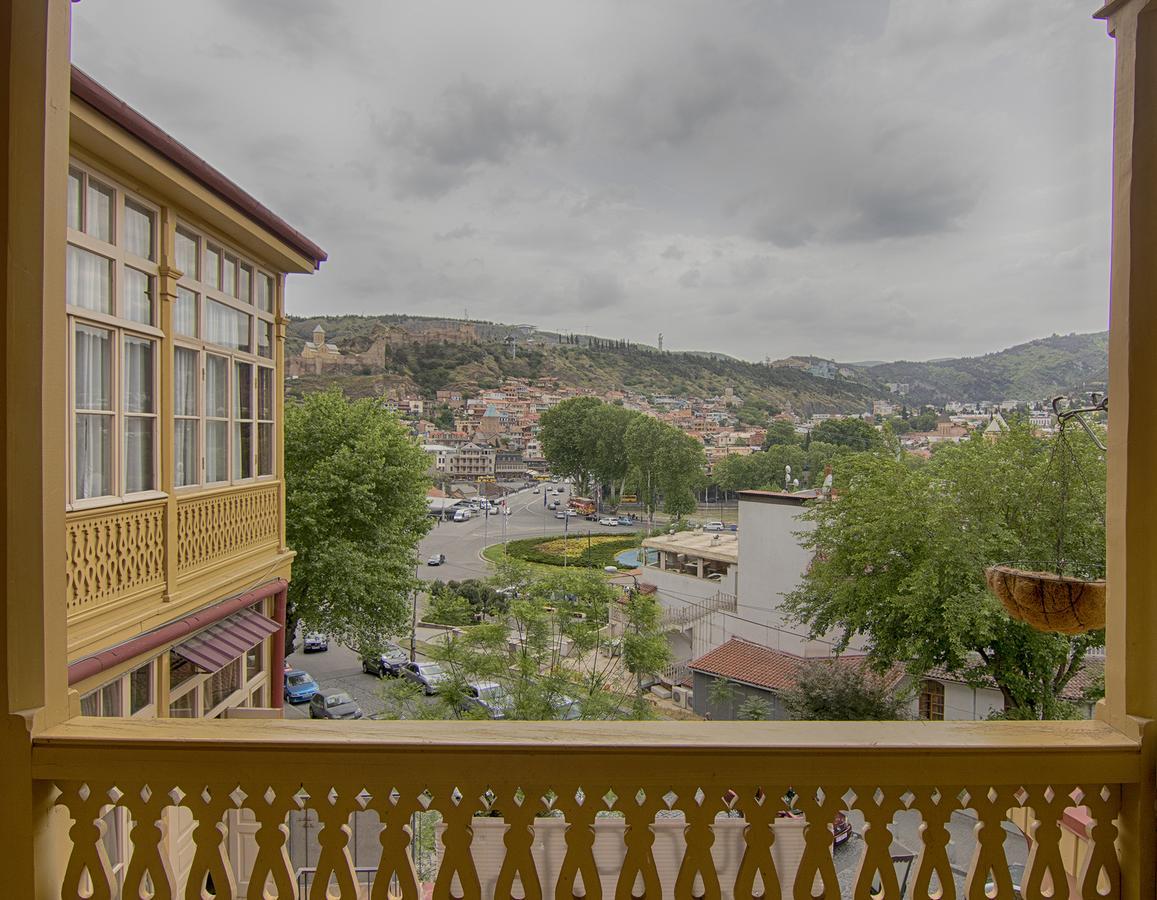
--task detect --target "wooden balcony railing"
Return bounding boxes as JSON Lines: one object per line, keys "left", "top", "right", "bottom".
{"left": 32, "top": 717, "right": 1137, "bottom": 899}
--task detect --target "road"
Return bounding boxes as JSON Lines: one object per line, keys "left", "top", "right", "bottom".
{"left": 418, "top": 482, "right": 637, "bottom": 584}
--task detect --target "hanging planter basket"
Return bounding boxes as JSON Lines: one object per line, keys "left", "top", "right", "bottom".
{"left": 985, "top": 564, "right": 1105, "bottom": 635}
{"left": 982, "top": 395, "right": 1108, "bottom": 636}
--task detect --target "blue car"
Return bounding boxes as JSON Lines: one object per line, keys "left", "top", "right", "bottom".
{"left": 284, "top": 669, "right": 319, "bottom": 704}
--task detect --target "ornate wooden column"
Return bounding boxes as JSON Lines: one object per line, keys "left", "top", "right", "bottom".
{"left": 1097, "top": 1, "right": 1157, "bottom": 897}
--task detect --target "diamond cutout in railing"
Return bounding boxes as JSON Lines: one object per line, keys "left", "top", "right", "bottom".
{"left": 602, "top": 789, "right": 618, "bottom": 809}
{"left": 986, "top": 786, "right": 999, "bottom": 805}
{"left": 872, "top": 787, "right": 885, "bottom": 807}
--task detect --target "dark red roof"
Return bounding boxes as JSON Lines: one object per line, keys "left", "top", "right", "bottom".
{"left": 71, "top": 67, "right": 326, "bottom": 269}
{"left": 688, "top": 637, "right": 903, "bottom": 693}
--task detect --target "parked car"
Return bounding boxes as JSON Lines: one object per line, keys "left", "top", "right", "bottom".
{"left": 704, "top": 521, "right": 726, "bottom": 532}
{"left": 362, "top": 642, "right": 409, "bottom": 678}
{"left": 402, "top": 661, "right": 449, "bottom": 695}
{"left": 452, "top": 509, "right": 471, "bottom": 522}
{"left": 833, "top": 811, "right": 852, "bottom": 845}
{"left": 460, "top": 681, "right": 514, "bottom": 719}
{"left": 283, "top": 670, "right": 319, "bottom": 704}
{"left": 618, "top": 516, "right": 633, "bottom": 526}
{"left": 427, "top": 553, "right": 447, "bottom": 566}
{"left": 303, "top": 632, "right": 329, "bottom": 652}
{"left": 309, "top": 688, "right": 363, "bottom": 720}
{"left": 598, "top": 517, "right": 618, "bottom": 526}
{"left": 549, "top": 694, "right": 582, "bottom": 720}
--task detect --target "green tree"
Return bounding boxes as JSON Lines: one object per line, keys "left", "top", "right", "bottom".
{"left": 736, "top": 695, "right": 772, "bottom": 721}
{"left": 621, "top": 587, "right": 672, "bottom": 714}
{"left": 433, "top": 405, "right": 457, "bottom": 431}
{"left": 539, "top": 397, "right": 602, "bottom": 492}
{"left": 285, "top": 390, "right": 432, "bottom": 652}
{"left": 784, "top": 425, "right": 1105, "bottom": 719}
{"left": 809, "top": 417, "right": 882, "bottom": 451}
{"left": 425, "top": 586, "right": 474, "bottom": 627}
{"left": 779, "top": 661, "right": 911, "bottom": 720}
{"left": 762, "top": 420, "right": 800, "bottom": 448}
{"left": 587, "top": 403, "right": 636, "bottom": 503}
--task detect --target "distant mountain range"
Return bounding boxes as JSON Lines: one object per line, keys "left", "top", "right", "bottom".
{"left": 285, "top": 315, "right": 1108, "bottom": 412}
{"left": 857, "top": 332, "right": 1109, "bottom": 404}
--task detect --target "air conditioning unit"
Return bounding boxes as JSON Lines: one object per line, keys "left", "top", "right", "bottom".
{"left": 672, "top": 686, "right": 692, "bottom": 709}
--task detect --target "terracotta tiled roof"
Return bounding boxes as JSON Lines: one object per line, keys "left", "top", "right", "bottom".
{"left": 923, "top": 656, "right": 1104, "bottom": 703}
{"left": 688, "top": 638, "right": 903, "bottom": 693}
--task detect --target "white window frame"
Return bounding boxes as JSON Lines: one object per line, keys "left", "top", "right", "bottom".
{"left": 172, "top": 222, "right": 278, "bottom": 491}
{"left": 66, "top": 161, "right": 163, "bottom": 510}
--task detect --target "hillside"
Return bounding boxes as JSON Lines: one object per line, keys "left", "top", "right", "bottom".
{"left": 860, "top": 332, "right": 1109, "bottom": 404}
{"left": 285, "top": 315, "right": 1109, "bottom": 409}
{"left": 285, "top": 316, "right": 875, "bottom": 415}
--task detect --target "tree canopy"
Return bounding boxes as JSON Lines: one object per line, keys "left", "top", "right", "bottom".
{"left": 285, "top": 390, "right": 432, "bottom": 652}
{"left": 808, "top": 417, "right": 883, "bottom": 451}
{"left": 784, "top": 424, "right": 1105, "bottom": 718}
{"left": 779, "top": 661, "right": 911, "bottom": 721}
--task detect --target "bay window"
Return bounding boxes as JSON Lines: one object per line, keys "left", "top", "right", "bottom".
{"left": 66, "top": 163, "right": 160, "bottom": 505}
{"left": 173, "top": 221, "right": 278, "bottom": 488}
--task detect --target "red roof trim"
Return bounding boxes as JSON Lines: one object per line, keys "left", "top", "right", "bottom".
{"left": 68, "top": 579, "right": 287, "bottom": 686}
{"left": 71, "top": 67, "right": 327, "bottom": 269}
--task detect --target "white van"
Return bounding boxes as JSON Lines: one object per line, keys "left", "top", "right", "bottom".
{"left": 453, "top": 508, "right": 472, "bottom": 522}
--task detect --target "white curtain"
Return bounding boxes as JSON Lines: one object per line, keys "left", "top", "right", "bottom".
{"left": 74, "top": 324, "right": 112, "bottom": 499}
{"left": 123, "top": 201, "right": 153, "bottom": 260}
{"left": 174, "top": 287, "right": 198, "bottom": 337}
{"left": 123, "top": 268, "right": 153, "bottom": 326}
{"left": 174, "top": 348, "right": 198, "bottom": 417}
{"left": 207, "top": 421, "right": 228, "bottom": 483}
{"left": 175, "top": 230, "right": 198, "bottom": 280}
{"left": 123, "top": 336, "right": 155, "bottom": 493}
{"left": 66, "top": 245, "right": 111, "bottom": 314}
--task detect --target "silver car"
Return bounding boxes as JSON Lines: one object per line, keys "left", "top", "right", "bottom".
{"left": 309, "top": 688, "right": 363, "bottom": 720}
{"left": 402, "top": 661, "right": 449, "bottom": 695}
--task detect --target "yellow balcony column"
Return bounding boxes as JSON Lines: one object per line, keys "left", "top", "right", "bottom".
{"left": 275, "top": 273, "right": 288, "bottom": 555}
{"left": 1097, "top": 1, "right": 1157, "bottom": 897}
{"left": 158, "top": 208, "right": 179, "bottom": 603}
{"left": 1, "top": 0, "right": 73, "bottom": 896}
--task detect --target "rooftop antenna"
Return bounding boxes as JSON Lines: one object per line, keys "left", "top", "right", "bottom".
{"left": 658, "top": 332, "right": 664, "bottom": 352}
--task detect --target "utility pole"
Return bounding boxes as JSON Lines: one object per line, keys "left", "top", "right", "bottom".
{"left": 409, "top": 563, "right": 419, "bottom": 662}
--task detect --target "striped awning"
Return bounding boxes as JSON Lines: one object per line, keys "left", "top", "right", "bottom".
{"left": 172, "top": 608, "right": 280, "bottom": 673}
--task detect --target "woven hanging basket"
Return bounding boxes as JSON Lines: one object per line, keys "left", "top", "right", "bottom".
{"left": 985, "top": 564, "right": 1106, "bottom": 635}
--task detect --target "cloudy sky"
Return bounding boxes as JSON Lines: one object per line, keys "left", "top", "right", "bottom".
{"left": 73, "top": 0, "right": 1114, "bottom": 363}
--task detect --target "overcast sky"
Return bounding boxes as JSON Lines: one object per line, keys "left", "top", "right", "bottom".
{"left": 73, "top": 1, "right": 1114, "bottom": 363}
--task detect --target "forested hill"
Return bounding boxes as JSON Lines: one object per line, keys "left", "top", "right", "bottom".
{"left": 285, "top": 315, "right": 1108, "bottom": 409}
{"left": 860, "top": 332, "right": 1108, "bottom": 404}
{"left": 285, "top": 315, "right": 875, "bottom": 415}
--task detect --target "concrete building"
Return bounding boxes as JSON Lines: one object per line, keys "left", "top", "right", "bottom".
{"left": 445, "top": 442, "right": 496, "bottom": 480}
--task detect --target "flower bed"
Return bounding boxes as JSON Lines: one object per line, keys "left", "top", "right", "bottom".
{"left": 498, "top": 533, "right": 642, "bottom": 568}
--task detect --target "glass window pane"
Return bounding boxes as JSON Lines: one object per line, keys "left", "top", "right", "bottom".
{"left": 234, "top": 423, "right": 253, "bottom": 480}
{"left": 258, "top": 422, "right": 274, "bottom": 477}
{"left": 175, "top": 286, "right": 198, "bottom": 337}
{"left": 204, "top": 658, "right": 241, "bottom": 712}
{"left": 80, "top": 690, "right": 100, "bottom": 716}
{"left": 170, "top": 654, "right": 197, "bottom": 690}
{"left": 206, "top": 354, "right": 228, "bottom": 418}
{"left": 100, "top": 680, "right": 123, "bottom": 717}
{"left": 130, "top": 664, "right": 153, "bottom": 715}
{"left": 74, "top": 324, "right": 112, "bottom": 410}
{"left": 86, "top": 179, "right": 114, "bottom": 242}
{"left": 67, "top": 168, "right": 83, "bottom": 230}
{"left": 123, "top": 336, "right": 155, "bottom": 414}
{"left": 206, "top": 421, "right": 228, "bottom": 483}
{"left": 255, "top": 273, "right": 274, "bottom": 313}
{"left": 175, "top": 228, "right": 199, "bottom": 279}
{"left": 257, "top": 320, "right": 273, "bottom": 359}
{"left": 238, "top": 265, "right": 252, "bottom": 303}
{"left": 66, "top": 245, "right": 112, "bottom": 314}
{"left": 175, "top": 419, "right": 199, "bottom": 488}
{"left": 125, "top": 417, "right": 155, "bottom": 493}
{"left": 257, "top": 367, "right": 274, "bottom": 420}
{"left": 206, "top": 299, "right": 250, "bottom": 352}
{"left": 168, "top": 690, "right": 198, "bottom": 719}
{"left": 174, "top": 347, "right": 198, "bottom": 417}
{"left": 222, "top": 255, "right": 237, "bottom": 297}
{"left": 75, "top": 414, "right": 113, "bottom": 499}
{"left": 246, "top": 640, "right": 264, "bottom": 680}
{"left": 123, "top": 267, "right": 154, "bottom": 326}
{"left": 205, "top": 246, "right": 221, "bottom": 289}
{"left": 124, "top": 200, "right": 154, "bottom": 260}
{"left": 234, "top": 362, "right": 252, "bottom": 420}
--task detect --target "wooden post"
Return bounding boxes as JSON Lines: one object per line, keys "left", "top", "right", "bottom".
{"left": 1, "top": 1, "right": 74, "bottom": 896}
{"left": 1096, "top": 1, "right": 1157, "bottom": 897}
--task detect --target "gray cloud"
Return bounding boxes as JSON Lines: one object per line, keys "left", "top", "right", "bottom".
{"left": 71, "top": 0, "right": 1114, "bottom": 363}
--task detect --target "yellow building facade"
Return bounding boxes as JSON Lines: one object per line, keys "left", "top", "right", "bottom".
{"left": 62, "top": 68, "right": 324, "bottom": 722}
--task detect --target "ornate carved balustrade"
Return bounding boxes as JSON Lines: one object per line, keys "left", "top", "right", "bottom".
{"left": 33, "top": 718, "right": 1136, "bottom": 899}
{"left": 65, "top": 501, "right": 166, "bottom": 617}
{"left": 176, "top": 484, "right": 280, "bottom": 574}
